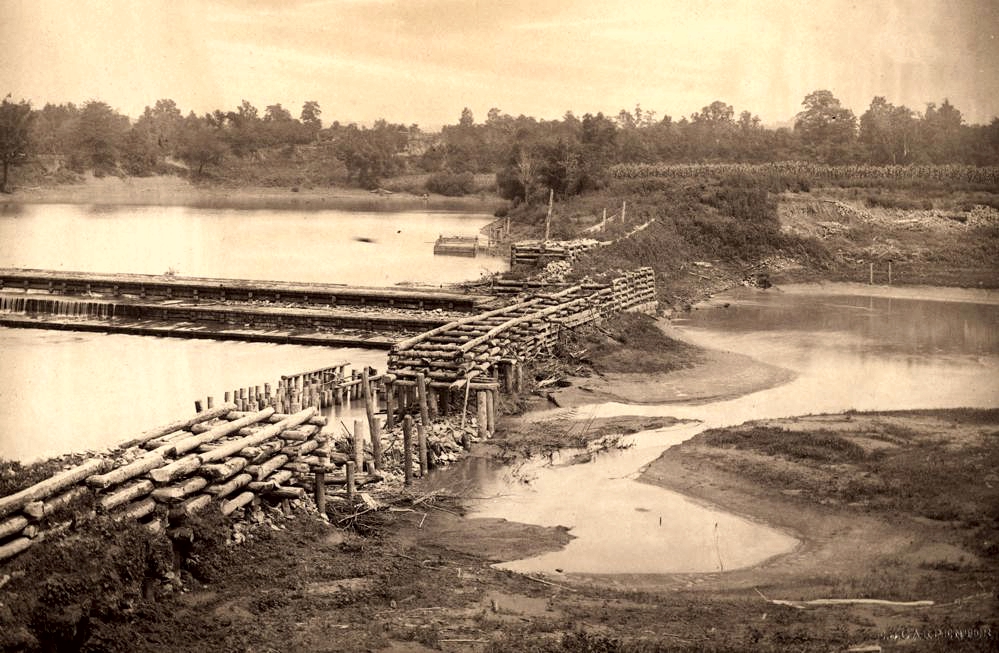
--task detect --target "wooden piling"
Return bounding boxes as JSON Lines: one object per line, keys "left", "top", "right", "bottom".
{"left": 345, "top": 461, "right": 356, "bottom": 501}
{"left": 476, "top": 391, "right": 489, "bottom": 439}
{"left": 417, "top": 420, "right": 428, "bottom": 477}
{"left": 402, "top": 415, "right": 413, "bottom": 486}
{"left": 353, "top": 418, "right": 365, "bottom": 469}
{"left": 361, "top": 368, "right": 382, "bottom": 469}
{"left": 385, "top": 378, "right": 396, "bottom": 429}
{"left": 194, "top": 400, "right": 203, "bottom": 413}
{"left": 206, "top": 396, "right": 214, "bottom": 410}
{"left": 416, "top": 373, "right": 430, "bottom": 430}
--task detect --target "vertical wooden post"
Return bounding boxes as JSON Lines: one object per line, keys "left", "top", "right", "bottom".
{"left": 206, "top": 396, "right": 214, "bottom": 410}
{"left": 314, "top": 468, "right": 326, "bottom": 515}
{"left": 544, "top": 188, "right": 553, "bottom": 242}
{"left": 224, "top": 391, "right": 231, "bottom": 405}
{"left": 385, "top": 378, "right": 396, "bottom": 430}
{"left": 353, "top": 419, "right": 365, "bottom": 470}
{"left": 602, "top": 207, "right": 607, "bottom": 232}
{"left": 418, "top": 420, "right": 428, "bottom": 477}
{"left": 621, "top": 200, "right": 627, "bottom": 223}
{"left": 345, "top": 461, "right": 356, "bottom": 502}
{"left": 194, "top": 400, "right": 203, "bottom": 413}
{"left": 402, "top": 415, "right": 414, "bottom": 486}
{"left": 869, "top": 262, "right": 874, "bottom": 285}
{"left": 416, "top": 373, "right": 430, "bottom": 430}
{"left": 361, "top": 368, "right": 381, "bottom": 469}
{"left": 887, "top": 261, "right": 892, "bottom": 285}
{"left": 487, "top": 389, "right": 496, "bottom": 436}
{"left": 476, "top": 391, "right": 489, "bottom": 439}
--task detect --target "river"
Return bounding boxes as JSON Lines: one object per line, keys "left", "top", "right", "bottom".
{"left": 0, "top": 203, "right": 504, "bottom": 461}
{"left": 464, "top": 284, "right": 999, "bottom": 575}
{"left": 0, "top": 203, "right": 506, "bottom": 285}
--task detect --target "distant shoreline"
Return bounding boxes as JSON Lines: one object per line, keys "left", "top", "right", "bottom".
{"left": 2, "top": 175, "right": 503, "bottom": 213}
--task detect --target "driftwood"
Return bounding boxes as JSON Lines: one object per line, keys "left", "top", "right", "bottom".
{"left": 0, "top": 458, "right": 110, "bottom": 519}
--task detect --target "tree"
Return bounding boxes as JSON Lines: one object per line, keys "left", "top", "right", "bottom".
{"left": 794, "top": 90, "right": 857, "bottom": 163}
{"left": 72, "top": 100, "right": 130, "bottom": 172}
{"left": 0, "top": 95, "right": 34, "bottom": 192}
{"left": 175, "top": 113, "right": 227, "bottom": 177}
{"left": 919, "top": 99, "right": 964, "bottom": 163}
{"left": 300, "top": 101, "right": 322, "bottom": 139}
{"left": 459, "top": 107, "right": 475, "bottom": 128}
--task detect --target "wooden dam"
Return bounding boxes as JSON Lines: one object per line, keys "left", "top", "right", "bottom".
{"left": 0, "top": 263, "right": 658, "bottom": 563}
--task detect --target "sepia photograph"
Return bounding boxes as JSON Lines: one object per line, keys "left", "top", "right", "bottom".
{"left": 0, "top": 0, "right": 996, "bottom": 650}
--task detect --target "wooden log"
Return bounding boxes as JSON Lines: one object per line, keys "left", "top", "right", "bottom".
{"left": 416, "top": 372, "right": 431, "bottom": 429}
{"left": 265, "top": 486, "right": 305, "bottom": 500}
{"left": 121, "top": 402, "right": 238, "bottom": 448}
{"left": 23, "top": 486, "right": 91, "bottom": 520}
{"left": 221, "top": 491, "right": 255, "bottom": 516}
{"left": 486, "top": 389, "right": 496, "bottom": 436}
{"left": 200, "top": 457, "right": 248, "bottom": 482}
{"left": 87, "top": 445, "right": 175, "bottom": 489}
{"left": 208, "top": 473, "right": 253, "bottom": 498}
{"left": 402, "top": 416, "right": 414, "bottom": 486}
{"left": 168, "top": 407, "right": 276, "bottom": 456}
{"left": 225, "top": 411, "right": 327, "bottom": 427}
{"left": 0, "top": 458, "right": 110, "bottom": 519}
{"left": 0, "top": 514, "right": 29, "bottom": 540}
{"left": 0, "top": 536, "right": 36, "bottom": 562}
{"left": 182, "top": 494, "right": 212, "bottom": 515}
{"left": 152, "top": 477, "right": 209, "bottom": 503}
{"left": 99, "top": 480, "right": 155, "bottom": 512}
{"left": 283, "top": 439, "right": 320, "bottom": 459}
{"left": 114, "top": 497, "right": 157, "bottom": 521}
{"left": 246, "top": 454, "right": 289, "bottom": 481}
{"left": 200, "top": 408, "right": 316, "bottom": 464}
{"left": 149, "top": 454, "right": 202, "bottom": 484}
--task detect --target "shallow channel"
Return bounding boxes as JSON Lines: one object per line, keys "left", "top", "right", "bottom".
{"left": 463, "top": 284, "right": 999, "bottom": 575}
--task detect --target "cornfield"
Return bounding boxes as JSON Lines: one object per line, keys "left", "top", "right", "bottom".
{"left": 609, "top": 162, "right": 999, "bottom": 186}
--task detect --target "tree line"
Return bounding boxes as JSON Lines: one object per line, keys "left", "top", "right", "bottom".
{"left": 1, "top": 90, "right": 997, "bottom": 196}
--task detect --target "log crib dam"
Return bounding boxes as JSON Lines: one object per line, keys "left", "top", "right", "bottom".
{"left": 0, "top": 269, "right": 495, "bottom": 347}
{"left": 0, "top": 267, "right": 657, "bottom": 564}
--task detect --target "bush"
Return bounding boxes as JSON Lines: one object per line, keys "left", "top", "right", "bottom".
{"left": 425, "top": 171, "right": 475, "bottom": 196}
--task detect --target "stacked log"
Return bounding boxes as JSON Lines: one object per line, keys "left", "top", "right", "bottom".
{"left": 0, "top": 402, "right": 338, "bottom": 562}
{"left": 386, "top": 268, "right": 656, "bottom": 393}
{"left": 510, "top": 239, "right": 601, "bottom": 267}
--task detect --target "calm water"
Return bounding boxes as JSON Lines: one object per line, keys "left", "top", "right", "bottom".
{"left": 0, "top": 328, "right": 386, "bottom": 462}
{"left": 0, "top": 204, "right": 506, "bottom": 286}
{"left": 464, "top": 285, "right": 999, "bottom": 575}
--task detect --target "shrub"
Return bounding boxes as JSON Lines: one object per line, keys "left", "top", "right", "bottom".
{"left": 425, "top": 171, "right": 475, "bottom": 196}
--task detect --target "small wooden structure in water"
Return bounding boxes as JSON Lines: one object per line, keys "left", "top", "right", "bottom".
{"left": 433, "top": 235, "right": 479, "bottom": 257}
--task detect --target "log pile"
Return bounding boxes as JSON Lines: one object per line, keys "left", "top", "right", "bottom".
{"left": 0, "top": 403, "right": 337, "bottom": 562}
{"left": 386, "top": 268, "right": 656, "bottom": 390}
{"left": 510, "top": 239, "right": 601, "bottom": 267}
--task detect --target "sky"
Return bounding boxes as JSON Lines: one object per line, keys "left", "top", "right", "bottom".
{"left": 1, "top": 0, "right": 997, "bottom": 128}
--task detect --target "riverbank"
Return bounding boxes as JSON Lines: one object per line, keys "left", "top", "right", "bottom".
{"left": 3, "top": 174, "right": 502, "bottom": 213}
